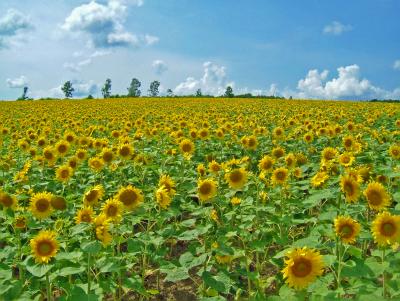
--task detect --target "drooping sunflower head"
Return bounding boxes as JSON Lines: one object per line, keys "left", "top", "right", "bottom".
{"left": 0, "top": 191, "right": 18, "bottom": 210}
{"left": 334, "top": 216, "right": 361, "bottom": 244}
{"left": 83, "top": 185, "right": 104, "bottom": 207}
{"left": 230, "top": 197, "right": 241, "bottom": 206}
{"left": 95, "top": 223, "right": 112, "bottom": 246}
{"left": 51, "top": 196, "right": 67, "bottom": 211}
{"left": 197, "top": 178, "right": 218, "bottom": 202}
{"left": 155, "top": 186, "right": 172, "bottom": 209}
{"left": 363, "top": 182, "right": 391, "bottom": 211}
{"left": 75, "top": 207, "right": 94, "bottom": 224}
{"left": 340, "top": 175, "right": 360, "bottom": 203}
{"left": 179, "top": 138, "right": 195, "bottom": 155}
{"left": 101, "top": 198, "right": 123, "bottom": 222}
{"left": 158, "top": 175, "right": 176, "bottom": 196}
{"left": 30, "top": 230, "right": 59, "bottom": 264}
{"left": 115, "top": 185, "right": 144, "bottom": 210}
{"left": 225, "top": 168, "right": 248, "bottom": 190}
{"left": 258, "top": 155, "right": 274, "bottom": 172}
{"left": 55, "top": 165, "right": 73, "bottom": 182}
{"left": 282, "top": 247, "right": 324, "bottom": 290}
{"left": 371, "top": 211, "right": 400, "bottom": 247}
{"left": 30, "top": 192, "right": 54, "bottom": 219}
{"left": 271, "top": 167, "right": 289, "bottom": 186}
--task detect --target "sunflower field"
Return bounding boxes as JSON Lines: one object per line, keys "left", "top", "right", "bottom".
{"left": 0, "top": 98, "right": 400, "bottom": 301}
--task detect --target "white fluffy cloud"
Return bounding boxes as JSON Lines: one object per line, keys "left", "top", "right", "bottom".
{"left": 152, "top": 60, "right": 168, "bottom": 75}
{"left": 323, "top": 21, "right": 352, "bottom": 35}
{"left": 6, "top": 75, "right": 28, "bottom": 88}
{"left": 0, "top": 9, "right": 33, "bottom": 48}
{"left": 276, "top": 64, "right": 400, "bottom": 100}
{"left": 174, "top": 62, "right": 234, "bottom": 96}
{"left": 61, "top": 0, "right": 157, "bottom": 48}
{"left": 393, "top": 60, "right": 400, "bottom": 70}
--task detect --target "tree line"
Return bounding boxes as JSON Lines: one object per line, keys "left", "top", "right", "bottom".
{"left": 57, "top": 78, "right": 284, "bottom": 100}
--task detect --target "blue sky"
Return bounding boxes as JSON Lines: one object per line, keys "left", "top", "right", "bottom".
{"left": 1, "top": 0, "right": 400, "bottom": 100}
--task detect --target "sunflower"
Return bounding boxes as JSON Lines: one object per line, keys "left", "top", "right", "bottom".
{"left": 101, "top": 148, "right": 115, "bottom": 164}
{"left": 271, "top": 167, "right": 289, "bottom": 186}
{"left": 75, "top": 207, "right": 94, "bottom": 224}
{"left": 0, "top": 191, "right": 17, "bottom": 210}
{"left": 158, "top": 175, "right": 176, "bottom": 196}
{"left": 285, "top": 153, "right": 296, "bottom": 169}
{"left": 30, "top": 230, "right": 59, "bottom": 264}
{"left": 43, "top": 146, "right": 56, "bottom": 162}
{"left": 340, "top": 175, "right": 360, "bottom": 203}
{"left": 89, "top": 157, "right": 104, "bottom": 172}
{"left": 30, "top": 192, "right": 54, "bottom": 219}
{"left": 67, "top": 156, "right": 79, "bottom": 170}
{"left": 208, "top": 160, "right": 221, "bottom": 174}
{"left": 179, "top": 138, "right": 195, "bottom": 155}
{"left": 115, "top": 185, "right": 144, "bottom": 210}
{"left": 303, "top": 132, "right": 314, "bottom": 143}
{"left": 272, "top": 146, "right": 285, "bottom": 159}
{"left": 273, "top": 127, "right": 284, "bottom": 139}
{"left": 102, "top": 198, "right": 123, "bottom": 222}
{"left": 371, "top": 211, "right": 400, "bottom": 247}
{"left": 156, "top": 186, "right": 172, "bottom": 209}
{"left": 258, "top": 155, "right": 274, "bottom": 172}
{"left": 230, "top": 197, "right": 241, "bottom": 206}
{"left": 197, "top": 163, "right": 206, "bottom": 176}
{"left": 118, "top": 144, "right": 134, "bottom": 160}
{"left": 55, "top": 140, "right": 70, "bottom": 157}
{"left": 14, "top": 216, "right": 27, "bottom": 229}
{"left": 225, "top": 168, "right": 248, "bottom": 190}
{"left": 334, "top": 216, "right": 361, "bottom": 244}
{"left": 76, "top": 149, "right": 87, "bottom": 161}
{"left": 339, "top": 153, "right": 355, "bottom": 167}
{"left": 197, "top": 178, "right": 218, "bottom": 202}
{"left": 51, "top": 196, "right": 67, "bottom": 211}
{"left": 55, "top": 165, "right": 73, "bottom": 182}
{"left": 321, "top": 147, "right": 338, "bottom": 163}
{"left": 363, "top": 182, "right": 391, "bottom": 211}
{"left": 246, "top": 135, "right": 258, "bottom": 150}
{"left": 95, "top": 222, "right": 112, "bottom": 246}
{"left": 389, "top": 145, "right": 400, "bottom": 160}
{"left": 282, "top": 247, "right": 324, "bottom": 290}
{"left": 311, "top": 171, "right": 329, "bottom": 188}
{"left": 83, "top": 185, "right": 104, "bottom": 207}
{"left": 343, "top": 135, "right": 355, "bottom": 151}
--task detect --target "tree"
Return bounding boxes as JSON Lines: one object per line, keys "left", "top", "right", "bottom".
{"left": 127, "top": 78, "right": 141, "bottom": 97}
{"left": 166, "top": 89, "right": 173, "bottom": 97}
{"left": 224, "top": 86, "right": 234, "bottom": 98}
{"left": 101, "top": 78, "right": 112, "bottom": 98}
{"left": 148, "top": 80, "right": 160, "bottom": 97}
{"left": 196, "top": 89, "right": 202, "bottom": 97}
{"left": 61, "top": 81, "right": 74, "bottom": 98}
{"left": 17, "top": 86, "right": 29, "bottom": 100}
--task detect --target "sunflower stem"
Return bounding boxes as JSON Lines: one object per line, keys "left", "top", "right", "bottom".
{"left": 87, "top": 253, "right": 91, "bottom": 294}
{"left": 382, "top": 249, "right": 386, "bottom": 298}
{"left": 46, "top": 272, "right": 51, "bottom": 301}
